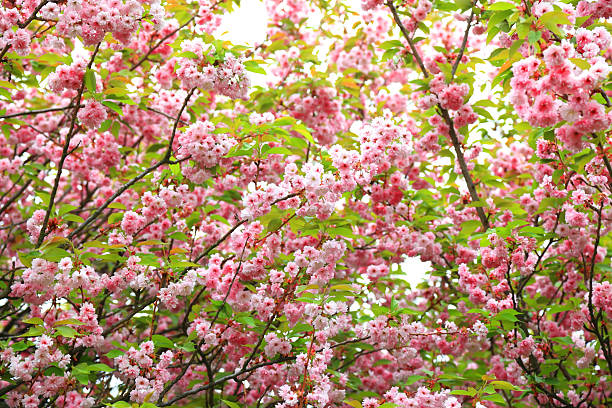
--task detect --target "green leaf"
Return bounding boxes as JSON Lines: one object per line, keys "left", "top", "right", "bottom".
{"left": 170, "top": 260, "right": 200, "bottom": 268}
{"left": 0, "top": 80, "right": 17, "bottom": 89}
{"left": 63, "top": 213, "right": 85, "bottom": 223}
{"left": 273, "top": 117, "right": 295, "bottom": 126}
{"left": 539, "top": 11, "right": 570, "bottom": 37}
{"left": 518, "top": 226, "right": 545, "bottom": 237}
{"left": 344, "top": 400, "right": 362, "bottom": 408}
{"left": 488, "top": 2, "right": 516, "bottom": 10}
{"left": 466, "top": 200, "right": 486, "bottom": 208}
{"left": 226, "top": 142, "right": 255, "bottom": 158}
{"left": 169, "top": 231, "right": 190, "bottom": 241}
{"left": 382, "top": 48, "right": 398, "bottom": 62}
{"left": 45, "top": 366, "right": 65, "bottom": 376}
{"left": 222, "top": 400, "right": 241, "bottom": 408}
{"left": 84, "top": 70, "right": 96, "bottom": 94}
{"left": 111, "top": 120, "right": 120, "bottom": 137}
{"left": 509, "top": 39, "right": 522, "bottom": 58}
{"left": 58, "top": 204, "right": 78, "bottom": 216}
{"left": 455, "top": 0, "right": 473, "bottom": 11}
{"left": 41, "top": 247, "right": 72, "bottom": 262}
{"left": 152, "top": 334, "right": 174, "bottom": 349}
{"left": 23, "top": 317, "right": 44, "bottom": 325}
{"left": 490, "top": 380, "right": 522, "bottom": 390}
{"left": 539, "top": 10, "right": 572, "bottom": 26}
{"left": 102, "top": 100, "right": 123, "bottom": 116}
{"left": 548, "top": 304, "right": 573, "bottom": 314}
{"left": 54, "top": 318, "right": 86, "bottom": 326}
{"left": 55, "top": 325, "right": 78, "bottom": 338}
{"left": 492, "top": 309, "right": 519, "bottom": 323}
{"left": 106, "top": 349, "right": 125, "bottom": 358}
{"left": 460, "top": 220, "right": 481, "bottom": 237}
{"left": 450, "top": 388, "right": 477, "bottom": 396}
{"left": 293, "top": 124, "right": 315, "bottom": 145}
{"left": 108, "top": 212, "right": 124, "bottom": 224}
{"left": 482, "top": 393, "right": 506, "bottom": 404}
{"left": 378, "top": 403, "right": 398, "bottom": 408}
{"left": 176, "top": 51, "right": 199, "bottom": 59}
{"left": 283, "top": 135, "right": 308, "bottom": 149}
{"left": 516, "top": 22, "right": 530, "bottom": 39}
{"left": 235, "top": 314, "right": 257, "bottom": 327}
{"left": 180, "top": 341, "right": 196, "bottom": 352}
{"left": 268, "top": 218, "right": 283, "bottom": 231}
{"left": 527, "top": 30, "right": 542, "bottom": 45}
{"left": 265, "top": 147, "right": 293, "bottom": 156}
{"left": 243, "top": 60, "right": 266, "bottom": 75}
{"left": 209, "top": 214, "right": 229, "bottom": 226}
{"left": 267, "top": 40, "right": 287, "bottom": 53}
{"left": 330, "top": 284, "right": 356, "bottom": 292}
{"left": 74, "top": 372, "right": 90, "bottom": 385}
{"left": 88, "top": 363, "right": 114, "bottom": 372}
{"left": 570, "top": 58, "right": 590, "bottom": 70}
{"left": 12, "top": 341, "right": 33, "bottom": 351}
{"left": 21, "top": 326, "right": 44, "bottom": 337}
{"left": 18, "top": 251, "right": 36, "bottom": 268}
{"left": 380, "top": 40, "right": 404, "bottom": 50}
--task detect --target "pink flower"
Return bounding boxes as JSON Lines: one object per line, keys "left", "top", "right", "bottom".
{"left": 77, "top": 100, "right": 108, "bottom": 129}
{"left": 543, "top": 45, "right": 566, "bottom": 67}
{"left": 58, "top": 257, "right": 73, "bottom": 272}
{"left": 121, "top": 211, "right": 146, "bottom": 236}
{"left": 438, "top": 84, "right": 469, "bottom": 111}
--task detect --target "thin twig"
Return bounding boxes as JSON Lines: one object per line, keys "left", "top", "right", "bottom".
{"left": 451, "top": 9, "right": 475, "bottom": 79}
{"left": 0, "top": 179, "right": 32, "bottom": 217}
{"left": 386, "top": 0, "right": 429, "bottom": 78}
{"left": 130, "top": 17, "right": 195, "bottom": 71}
{"left": 439, "top": 109, "right": 490, "bottom": 229}
{"left": 386, "top": 0, "right": 489, "bottom": 229}
{"left": 0, "top": 104, "right": 81, "bottom": 119}
{"left": 36, "top": 43, "right": 101, "bottom": 247}
{"left": 68, "top": 88, "right": 195, "bottom": 240}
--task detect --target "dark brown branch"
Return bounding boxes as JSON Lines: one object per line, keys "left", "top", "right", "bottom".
{"left": 68, "top": 88, "right": 195, "bottom": 240}
{"left": 146, "top": 106, "right": 190, "bottom": 125}
{"left": 130, "top": 17, "right": 195, "bottom": 71}
{"left": 439, "top": 109, "right": 490, "bottom": 229}
{"left": 596, "top": 142, "right": 612, "bottom": 186}
{"left": 158, "top": 357, "right": 295, "bottom": 407}
{"left": 0, "top": 0, "right": 52, "bottom": 61}
{"left": 0, "top": 104, "right": 81, "bottom": 119}
{"left": 0, "top": 179, "right": 32, "bottom": 217}
{"left": 451, "top": 9, "right": 475, "bottom": 79}
{"left": 386, "top": 0, "right": 429, "bottom": 78}
{"left": 36, "top": 43, "right": 101, "bottom": 248}
{"left": 386, "top": 0, "right": 488, "bottom": 229}
{"left": 102, "top": 297, "right": 155, "bottom": 336}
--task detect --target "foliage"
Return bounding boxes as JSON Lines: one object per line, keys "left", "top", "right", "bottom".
{"left": 0, "top": 0, "right": 610, "bottom": 407}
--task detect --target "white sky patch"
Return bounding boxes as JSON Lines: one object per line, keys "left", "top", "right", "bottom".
{"left": 216, "top": 1, "right": 268, "bottom": 47}
{"left": 217, "top": 1, "right": 269, "bottom": 87}
{"left": 398, "top": 257, "right": 432, "bottom": 288}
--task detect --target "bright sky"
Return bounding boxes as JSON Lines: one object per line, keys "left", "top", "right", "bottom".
{"left": 217, "top": 1, "right": 269, "bottom": 46}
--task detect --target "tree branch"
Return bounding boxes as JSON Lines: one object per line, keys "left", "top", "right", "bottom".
{"left": 36, "top": 43, "right": 101, "bottom": 248}
{"left": 0, "top": 104, "right": 81, "bottom": 120}
{"left": 451, "top": 9, "right": 475, "bottom": 79}
{"left": 386, "top": 0, "right": 429, "bottom": 78}
{"left": 68, "top": 88, "right": 195, "bottom": 240}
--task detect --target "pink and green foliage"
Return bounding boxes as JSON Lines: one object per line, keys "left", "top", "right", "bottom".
{"left": 0, "top": 0, "right": 611, "bottom": 407}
